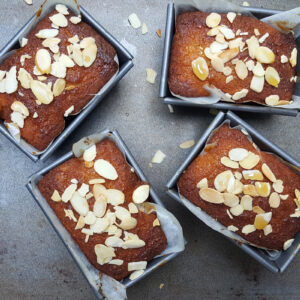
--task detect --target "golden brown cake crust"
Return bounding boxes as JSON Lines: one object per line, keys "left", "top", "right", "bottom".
{"left": 38, "top": 139, "right": 167, "bottom": 281}
{"left": 178, "top": 124, "right": 300, "bottom": 250}
{"left": 0, "top": 10, "right": 118, "bottom": 151}
{"left": 169, "top": 12, "right": 296, "bottom": 104}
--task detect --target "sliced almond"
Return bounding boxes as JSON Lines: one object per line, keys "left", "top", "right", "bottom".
{"left": 234, "top": 171, "right": 242, "bottom": 180}
{"left": 128, "top": 13, "right": 141, "bottom": 29}
{"left": 51, "top": 190, "right": 61, "bottom": 202}
{"left": 107, "top": 189, "right": 125, "bottom": 206}
{"left": 246, "top": 36, "right": 259, "bottom": 59}
{"left": 82, "top": 43, "right": 97, "bottom": 68}
{"left": 243, "top": 184, "right": 258, "bottom": 197}
{"left": 132, "top": 184, "right": 150, "bottom": 204}
{"left": 242, "top": 224, "right": 256, "bottom": 235}
{"left": 64, "top": 209, "right": 77, "bottom": 222}
{"left": 199, "top": 187, "right": 224, "bottom": 204}
{"left": 216, "top": 33, "right": 226, "bottom": 44}
{"left": 254, "top": 28, "right": 260, "bottom": 36}
{"left": 105, "top": 236, "right": 123, "bottom": 248}
{"left": 280, "top": 55, "right": 288, "bottom": 63}
{"left": 31, "top": 80, "right": 54, "bottom": 104}
{"left": 280, "top": 194, "right": 289, "bottom": 200}
{"left": 255, "top": 182, "right": 271, "bottom": 197}
{"left": 265, "top": 95, "right": 279, "bottom": 106}
{"left": 269, "top": 192, "right": 280, "bottom": 208}
{"left": 89, "top": 178, "right": 105, "bottom": 185}
{"left": 179, "top": 140, "right": 195, "bottom": 149}
{"left": 230, "top": 204, "right": 244, "bottom": 216}
{"left": 254, "top": 212, "right": 272, "bottom": 229}
{"left": 141, "top": 23, "right": 148, "bottom": 34}
{"left": 283, "top": 239, "right": 294, "bottom": 250}
{"left": 226, "top": 75, "right": 233, "bottom": 83}
{"left": 219, "top": 26, "right": 235, "bottom": 40}
{"left": 250, "top": 75, "right": 264, "bottom": 93}
{"left": 78, "top": 183, "right": 89, "bottom": 197}
{"left": 273, "top": 180, "right": 284, "bottom": 193}
{"left": 129, "top": 270, "right": 144, "bottom": 280}
{"left": 122, "top": 239, "right": 145, "bottom": 249}
{"left": 289, "top": 48, "right": 297, "bottom": 67}
{"left": 17, "top": 68, "right": 32, "bottom": 90}
{"left": 75, "top": 216, "right": 85, "bottom": 230}
{"left": 223, "top": 66, "right": 232, "bottom": 76}
{"left": 50, "top": 61, "right": 67, "bottom": 78}
{"left": 94, "top": 244, "right": 115, "bottom": 265}
{"left": 70, "top": 16, "right": 81, "bottom": 24}
{"left": 35, "top": 29, "right": 58, "bottom": 39}
{"left": 117, "top": 217, "right": 137, "bottom": 230}
{"left": 128, "top": 261, "right": 147, "bottom": 271}
{"left": 11, "top": 100, "right": 29, "bottom": 117}
{"left": 228, "top": 179, "right": 243, "bottom": 195}
{"left": 49, "top": 13, "right": 68, "bottom": 27}
{"left": 58, "top": 54, "right": 75, "bottom": 68}
{"left": 211, "top": 56, "right": 224, "bottom": 72}
{"left": 246, "top": 60, "right": 255, "bottom": 71}
{"left": 223, "top": 193, "right": 239, "bottom": 207}
{"left": 94, "top": 159, "right": 118, "bottom": 180}
{"left": 235, "top": 60, "right": 248, "bottom": 80}
{"left": 91, "top": 217, "right": 110, "bottom": 233}
{"left": 240, "top": 195, "right": 253, "bottom": 211}
{"left": 242, "top": 170, "right": 263, "bottom": 181}
{"left": 210, "top": 41, "right": 228, "bottom": 54}
{"left": 42, "top": 37, "right": 61, "bottom": 49}
{"left": 35, "top": 49, "right": 51, "bottom": 74}
{"left": 206, "top": 13, "right": 221, "bottom": 28}
{"left": 232, "top": 88, "right": 248, "bottom": 100}
{"left": 128, "top": 202, "right": 138, "bottom": 214}
{"left": 263, "top": 224, "right": 272, "bottom": 236}
{"left": 261, "top": 163, "right": 276, "bottom": 182}
{"left": 83, "top": 144, "right": 97, "bottom": 162}
{"left": 214, "top": 170, "right": 235, "bottom": 192}
{"left": 20, "top": 54, "right": 31, "bottom": 66}
{"left": 255, "top": 46, "right": 275, "bottom": 64}
{"left": 240, "top": 152, "right": 260, "bottom": 169}
{"left": 84, "top": 211, "right": 96, "bottom": 225}
{"left": 93, "top": 186, "right": 107, "bottom": 218}
{"left": 258, "top": 32, "right": 269, "bottom": 43}
{"left": 5, "top": 66, "right": 18, "bottom": 94}
{"left": 228, "top": 148, "right": 248, "bottom": 161}
{"left": 253, "top": 206, "right": 265, "bottom": 214}
{"left": 197, "top": 178, "right": 208, "bottom": 189}
{"left": 265, "top": 66, "right": 280, "bottom": 87}
{"left": 252, "top": 62, "right": 265, "bottom": 77}
{"left": 207, "top": 27, "right": 219, "bottom": 37}
{"left": 227, "top": 12, "right": 236, "bottom": 23}
{"left": 21, "top": 37, "right": 28, "bottom": 47}
{"left": 62, "top": 183, "right": 77, "bottom": 202}
{"left": 153, "top": 218, "right": 160, "bottom": 226}
{"left": 55, "top": 4, "right": 69, "bottom": 15}
{"left": 219, "top": 47, "right": 239, "bottom": 63}
{"left": 192, "top": 57, "right": 208, "bottom": 81}
{"left": 70, "top": 191, "right": 89, "bottom": 216}
{"left": 71, "top": 48, "right": 83, "bottom": 66}
{"left": 53, "top": 78, "right": 66, "bottom": 97}
{"left": 227, "top": 225, "right": 238, "bottom": 232}
{"left": 221, "top": 156, "right": 239, "bottom": 169}
{"left": 10, "top": 112, "right": 24, "bottom": 128}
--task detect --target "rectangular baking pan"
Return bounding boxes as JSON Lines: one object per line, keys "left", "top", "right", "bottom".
{"left": 166, "top": 110, "right": 300, "bottom": 273}
{"left": 0, "top": 5, "right": 134, "bottom": 162}
{"left": 159, "top": 3, "right": 299, "bottom": 117}
{"left": 26, "top": 129, "right": 183, "bottom": 299}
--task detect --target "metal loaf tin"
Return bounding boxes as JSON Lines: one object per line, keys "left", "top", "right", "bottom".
{"left": 166, "top": 110, "right": 300, "bottom": 273}
{"left": 0, "top": 5, "right": 134, "bottom": 162}
{"left": 26, "top": 129, "right": 183, "bottom": 299}
{"left": 159, "top": 3, "right": 299, "bottom": 117}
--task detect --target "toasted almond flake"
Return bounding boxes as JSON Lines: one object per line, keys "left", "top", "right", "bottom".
{"left": 95, "top": 244, "right": 115, "bottom": 265}
{"left": 82, "top": 228, "right": 93, "bottom": 236}
{"left": 240, "top": 151, "right": 260, "bottom": 169}
{"left": 128, "top": 202, "right": 138, "bottom": 214}
{"left": 227, "top": 225, "right": 238, "bottom": 232}
{"left": 223, "top": 66, "right": 232, "bottom": 76}
{"left": 36, "top": 29, "right": 58, "bottom": 39}
{"left": 265, "top": 95, "right": 279, "bottom": 106}
{"left": 62, "top": 183, "right": 77, "bottom": 202}
{"left": 82, "top": 43, "right": 97, "bottom": 68}
{"left": 235, "top": 60, "right": 248, "bottom": 80}
{"left": 94, "top": 159, "right": 118, "bottom": 180}
{"left": 250, "top": 75, "right": 264, "bottom": 93}
{"left": 75, "top": 216, "right": 85, "bottom": 230}
{"left": 227, "top": 12, "right": 236, "bottom": 23}
{"left": 254, "top": 28, "right": 260, "bottom": 36}
{"left": 280, "top": 194, "right": 289, "bottom": 200}
{"left": 68, "top": 35, "right": 79, "bottom": 44}
{"left": 210, "top": 41, "right": 228, "bottom": 54}
{"left": 229, "top": 38, "right": 244, "bottom": 50}
{"left": 129, "top": 270, "right": 144, "bottom": 280}
{"left": 33, "top": 66, "right": 42, "bottom": 76}
{"left": 42, "top": 37, "right": 61, "bottom": 49}
{"left": 10, "top": 112, "right": 24, "bottom": 128}
{"left": 223, "top": 193, "right": 239, "bottom": 208}
{"left": 243, "top": 184, "right": 258, "bottom": 197}
{"left": 254, "top": 212, "right": 272, "bottom": 229}
{"left": 53, "top": 78, "right": 65, "bottom": 97}
{"left": 32, "top": 112, "right": 38, "bottom": 119}
{"left": 242, "top": 170, "right": 263, "bottom": 181}
{"left": 71, "top": 48, "right": 83, "bottom": 66}
{"left": 245, "top": 60, "right": 255, "bottom": 71}
{"left": 262, "top": 224, "right": 272, "bottom": 236}
{"left": 70, "top": 16, "right": 81, "bottom": 24}
{"left": 132, "top": 185, "right": 150, "bottom": 204}
{"left": 226, "top": 209, "right": 233, "bottom": 219}
{"left": 51, "top": 190, "right": 61, "bottom": 202}
{"left": 80, "top": 37, "right": 95, "bottom": 49}
{"left": 50, "top": 13, "right": 68, "bottom": 27}
{"left": 239, "top": 32, "right": 248, "bottom": 36}
{"left": 228, "top": 148, "right": 248, "bottom": 161}
{"left": 55, "top": 4, "right": 69, "bottom": 15}
{"left": 11, "top": 100, "right": 29, "bottom": 117}
{"left": 17, "top": 68, "right": 32, "bottom": 89}
{"left": 105, "top": 236, "right": 123, "bottom": 248}
{"left": 242, "top": 224, "right": 256, "bottom": 235}
{"left": 78, "top": 183, "right": 89, "bottom": 197}
{"left": 21, "top": 37, "right": 28, "bottom": 47}
{"left": 0, "top": 70, "right": 5, "bottom": 82}
{"left": 122, "top": 238, "right": 145, "bottom": 249}
{"left": 206, "top": 13, "right": 221, "bottom": 28}
{"left": 234, "top": 171, "right": 242, "bottom": 180}
{"left": 207, "top": 27, "right": 219, "bottom": 36}
{"left": 192, "top": 57, "right": 209, "bottom": 80}
{"left": 258, "top": 32, "right": 269, "bottom": 43}
{"left": 199, "top": 187, "right": 224, "bottom": 204}
{"left": 283, "top": 239, "right": 294, "bottom": 250}
{"left": 221, "top": 156, "right": 239, "bottom": 169}
{"left": 91, "top": 217, "right": 110, "bottom": 234}
{"left": 255, "top": 46, "right": 275, "bottom": 64}
{"left": 230, "top": 204, "right": 244, "bottom": 216}
{"left": 50, "top": 61, "right": 67, "bottom": 78}
{"left": 84, "top": 211, "right": 96, "bottom": 225}
{"left": 219, "top": 26, "right": 235, "bottom": 40}
{"left": 70, "top": 191, "right": 89, "bottom": 216}
{"left": 146, "top": 68, "right": 157, "bottom": 84}
{"left": 128, "top": 261, "right": 147, "bottom": 271}
{"left": 5, "top": 66, "right": 18, "bottom": 94}
{"left": 64, "top": 209, "right": 77, "bottom": 222}
{"left": 89, "top": 178, "right": 105, "bottom": 185}
{"left": 226, "top": 75, "right": 233, "bottom": 84}
{"left": 261, "top": 163, "right": 276, "bottom": 182}
{"left": 269, "top": 192, "right": 280, "bottom": 208}
{"left": 253, "top": 206, "right": 265, "bottom": 214}
{"left": 216, "top": 33, "right": 226, "bottom": 44}
{"left": 20, "top": 54, "right": 31, "bottom": 66}
{"left": 197, "top": 178, "right": 208, "bottom": 189}
{"left": 214, "top": 170, "right": 235, "bottom": 192}
{"left": 85, "top": 192, "right": 93, "bottom": 200}
{"left": 153, "top": 218, "right": 160, "bottom": 227}
{"left": 128, "top": 13, "right": 141, "bottom": 29}
{"left": 229, "top": 179, "right": 243, "bottom": 195}
{"left": 179, "top": 140, "right": 195, "bottom": 149}
{"left": 211, "top": 56, "right": 224, "bottom": 72}
{"left": 290, "top": 48, "right": 297, "bottom": 67}
{"left": 152, "top": 150, "right": 166, "bottom": 163}
{"left": 107, "top": 189, "right": 125, "bottom": 206}
{"left": 71, "top": 178, "right": 78, "bottom": 184}
{"left": 255, "top": 182, "right": 271, "bottom": 197}
{"left": 232, "top": 88, "right": 248, "bottom": 100}
{"left": 118, "top": 217, "right": 137, "bottom": 230}
{"left": 236, "top": 29, "right": 241, "bottom": 35}
{"left": 273, "top": 180, "right": 283, "bottom": 193}
{"left": 64, "top": 105, "right": 74, "bottom": 117}
{"left": 252, "top": 62, "right": 265, "bottom": 77}
{"left": 83, "top": 144, "right": 97, "bottom": 162}
{"left": 37, "top": 76, "right": 47, "bottom": 81}
{"left": 85, "top": 162, "right": 94, "bottom": 169}
{"left": 108, "top": 259, "right": 124, "bottom": 266}
{"left": 141, "top": 23, "right": 148, "bottom": 34}
{"left": 240, "top": 195, "right": 252, "bottom": 211}
{"left": 265, "top": 66, "right": 280, "bottom": 87}
{"left": 35, "top": 49, "right": 51, "bottom": 74}
{"left": 246, "top": 36, "right": 259, "bottom": 59}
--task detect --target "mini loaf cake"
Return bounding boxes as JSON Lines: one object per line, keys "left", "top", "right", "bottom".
{"left": 178, "top": 124, "right": 300, "bottom": 250}
{"left": 38, "top": 138, "right": 167, "bottom": 281}
{"left": 0, "top": 4, "right": 118, "bottom": 151}
{"left": 169, "top": 11, "right": 298, "bottom": 106}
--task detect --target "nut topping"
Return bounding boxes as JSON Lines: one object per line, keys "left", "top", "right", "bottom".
{"left": 214, "top": 170, "right": 235, "bottom": 192}
{"left": 290, "top": 48, "right": 297, "bottom": 67}
{"left": 235, "top": 60, "right": 248, "bottom": 80}
{"left": 255, "top": 46, "right": 275, "bottom": 64}
{"left": 223, "top": 193, "right": 239, "bottom": 207}
{"left": 261, "top": 163, "right": 276, "bottom": 182}
{"left": 250, "top": 75, "right": 264, "bottom": 93}
{"left": 36, "top": 29, "right": 58, "bottom": 39}
{"left": 242, "top": 224, "right": 256, "bottom": 235}
{"left": 269, "top": 192, "right": 280, "bottom": 208}
{"left": 31, "top": 80, "right": 53, "bottom": 104}
{"left": 132, "top": 185, "right": 150, "bottom": 204}
{"left": 49, "top": 13, "right": 68, "bottom": 28}
{"left": 242, "top": 170, "right": 263, "bottom": 181}
{"left": 94, "top": 159, "right": 118, "bottom": 180}
{"left": 239, "top": 152, "right": 260, "bottom": 169}
{"left": 228, "top": 148, "right": 248, "bottom": 161}
{"left": 70, "top": 191, "right": 89, "bottom": 216}
{"left": 206, "top": 13, "right": 221, "bottom": 28}
{"left": 199, "top": 187, "right": 224, "bottom": 204}
{"left": 265, "top": 66, "right": 280, "bottom": 87}
{"left": 240, "top": 195, "right": 253, "bottom": 211}
{"left": 36, "top": 48, "right": 52, "bottom": 74}
{"left": 265, "top": 95, "right": 279, "bottom": 106}
{"left": 221, "top": 156, "right": 239, "bottom": 169}
{"left": 94, "top": 244, "right": 115, "bottom": 265}
{"left": 197, "top": 178, "right": 208, "bottom": 189}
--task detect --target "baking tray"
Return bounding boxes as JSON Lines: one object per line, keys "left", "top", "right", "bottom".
{"left": 159, "top": 3, "right": 299, "bottom": 117}
{"left": 166, "top": 110, "right": 300, "bottom": 273}
{"left": 0, "top": 5, "right": 134, "bottom": 162}
{"left": 26, "top": 129, "right": 183, "bottom": 299}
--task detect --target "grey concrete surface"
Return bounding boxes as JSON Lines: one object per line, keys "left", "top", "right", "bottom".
{"left": 1, "top": 0, "right": 300, "bottom": 299}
